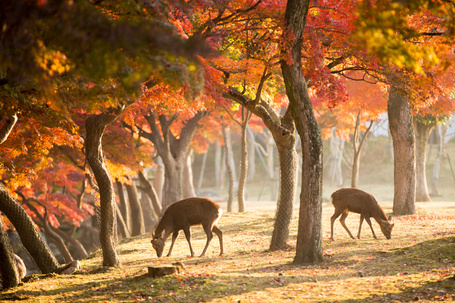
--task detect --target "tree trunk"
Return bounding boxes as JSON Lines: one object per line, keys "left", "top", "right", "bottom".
{"left": 125, "top": 180, "right": 145, "bottom": 236}
{"left": 387, "top": 87, "right": 416, "bottom": 215}
{"left": 23, "top": 200, "right": 73, "bottom": 264}
{"left": 431, "top": 125, "right": 446, "bottom": 196}
{"left": 413, "top": 117, "right": 434, "bottom": 202}
{"left": 0, "top": 184, "right": 61, "bottom": 273}
{"left": 269, "top": 134, "right": 297, "bottom": 251}
{"left": 224, "top": 84, "right": 297, "bottom": 251}
{"left": 138, "top": 187, "right": 156, "bottom": 232}
{"left": 116, "top": 181, "right": 130, "bottom": 233}
{"left": 0, "top": 215, "right": 21, "bottom": 289}
{"left": 197, "top": 147, "right": 208, "bottom": 193}
{"left": 115, "top": 204, "right": 130, "bottom": 239}
{"left": 222, "top": 123, "right": 235, "bottom": 212}
{"left": 330, "top": 132, "right": 344, "bottom": 187}
{"left": 153, "top": 157, "right": 165, "bottom": 203}
{"left": 281, "top": 0, "right": 323, "bottom": 264}
{"left": 140, "top": 111, "right": 207, "bottom": 207}
{"left": 137, "top": 171, "right": 161, "bottom": 217}
{"left": 51, "top": 226, "right": 88, "bottom": 260}
{"left": 237, "top": 108, "right": 251, "bottom": 212}
{"left": 85, "top": 112, "right": 121, "bottom": 267}
{"left": 183, "top": 149, "right": 197, "bottom": 198}
{"left": 215, "top": 141, "right": 224, "bottom": 189}
{"left": 351, "top": 113, "right": 374, "bottom": 188}
{"left": 247, "top": 126, "right": 256, "bottom": 181}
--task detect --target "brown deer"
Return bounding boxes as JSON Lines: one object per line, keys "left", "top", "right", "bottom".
{"left": 151, "top": 197, "right": 223, "bottom": 258}
{"left": 330, "top": 188, "right": 394, "bottom": 240}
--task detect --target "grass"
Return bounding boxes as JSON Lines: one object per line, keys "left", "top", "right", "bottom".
{"left": 2, "top": 201, "right": 455, "bottom": 302}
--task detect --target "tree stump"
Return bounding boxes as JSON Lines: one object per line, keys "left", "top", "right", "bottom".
{"left": 147, "top": 262, "right": 185, "bottom": 278}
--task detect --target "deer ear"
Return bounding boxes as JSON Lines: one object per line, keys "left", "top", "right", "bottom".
{"left": 388, "top": 215, "right": 392, "bottom": 221}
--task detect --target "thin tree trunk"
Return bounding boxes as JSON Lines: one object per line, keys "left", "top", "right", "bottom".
{"left": 51, "top": 226, "right": 88, "bottom": 260}
{"left": 238, "top": 108, "right": 252, "bottom": 212}
{"left": 431, "top": 125, "right": 446, "bottom": 196}
{"left": 138, "top": 187, "right": 156, "bottom": 232}
{"left": 22, "top": 199, "right": 73, "bottom": 264}
{"left": 222, "top": 123, "right": 235, "bottom": 212}
{"left": 153, "top": 157, "right": 165, "bottom": 203}
{"left": 351, "top": 112, "right": 374, "bottom": 188}
{"left": 247, "top": 126, "right": 256, "bottom": 181}
{"left": 387, "top": 87, "right": 416, "bottom": 215}
{"left": 281, "top": 0, "right": 323, "bottom": 264}
{"left": 0, "top": 215, "right": 21, "bottom": 288}
{"left": 125, "top": 179, "right": 145, "bottom": 236}
{"left": 116, "top": 181, "right": 130, "bottom": 233}
{"left": 215, "top": 142, "right": 224, "bottom": 189}
{"left": 116, "top": 205, "right": 130, "bottom": 239}
{"left": 85, "top": 112, "right": 121, "bottom": 267}
{"left": 197, "top": 148, "right": 209, "bottom": 193}
{"left": 183, "top": 149, "right": 197, "bottom": 198}
{"left": 137, "top": 171, "right": 161, "bottom": 217}
{"left": 413, "top": 117, "right": 434, "bottom": 202}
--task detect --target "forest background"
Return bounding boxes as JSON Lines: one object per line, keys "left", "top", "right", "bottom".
{"left": 1, "top": 0, "right": 455, "bottom": 300}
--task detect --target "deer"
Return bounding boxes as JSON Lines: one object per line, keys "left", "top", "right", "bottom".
{"left": 330, "top": 188, "right": 394, "bottom": 240}
{"left": 151, "top": 197, "right": 223, "bottom": 258}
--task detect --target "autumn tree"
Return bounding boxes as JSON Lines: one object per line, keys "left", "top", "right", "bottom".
{"left": 352, "top": 0, "right": 455, "bottom": 215}
{"left": 1, "top": 0, "right": 210, "bottom": 269}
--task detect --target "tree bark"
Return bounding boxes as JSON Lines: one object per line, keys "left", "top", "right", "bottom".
{"left": 137, "top": 171, "right": 161, "bottom": 217}
{"left": 125, "top": 179, "right": 145, "bottom": 236}
{"left": 224, "top": 88, "right": 297, "bottom": 251}
{"left": 247, "top": 126, "right": 256, "bottom": 181}
{"left": 0, "top": 184, "right": 61, "bottom": 273}
{"left": 116, "top": 181, "right": 131, "bottom": 233}
{"left": 85, "top": 112, "right": 121, "bottom": 267}
{"left": 115, "top": 204, "right": 130, "bottom": 239}
{"left": 431, "top": 125, "right": 446, "bottom": 196}
{"left": 413, "top": 117, "right": 434, "bottom": 202}
{"left": 140, "top": 111, "right": 207, "bottom": 207}
{"left": 183, "top": 149, "right": 197, "bottom": 198}
{"left": 222, "top": 123, "right": 235, "bottom": 212}
{"left": 281, "top": 0, "right": 323, "bottom": 264}
{"left": 215, "top": 141, "right": 224, "bottom": 189}
{"left": 237, "top": 108, "right": 252, "bottom": 212}
{"left": 51, "top": 225, "right": 88, "bottom": 260}
{"left": 0, "top": 215, "right": 21, "bottom": 289}
{"left": 351, "top": 113, "right": 374, "bottom": 188}
{"left": 197, "top": 148, "right": 208, "bottom": 193}
{"left": 270, "top": 127, "right": 297, "bottom": 251}
{"left": 153, "top": 157, "right": 165, "bottom": 203}
{"left": 387, "top": 87, "right": 416, "bottom": 215}
{"left": 23, "top": 199, "right": 73, "bottom": 264}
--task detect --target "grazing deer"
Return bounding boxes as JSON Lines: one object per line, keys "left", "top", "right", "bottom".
{"left": 151, "top": 197, "right": 223, "bottom": 258}
{"left": 330, "top": 188, "right": 394, "bottom": 240}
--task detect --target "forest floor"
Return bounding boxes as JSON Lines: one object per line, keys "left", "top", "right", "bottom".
{"left": 1, "top": 200, "right": 455, "bottom": 302}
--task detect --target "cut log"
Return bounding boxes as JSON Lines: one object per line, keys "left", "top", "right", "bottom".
{"left": 147, "top": 262, "right": 185, "bottom": 278}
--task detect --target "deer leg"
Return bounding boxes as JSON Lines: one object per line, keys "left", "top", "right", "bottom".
{"left": 330, "top": 209, "right": 345, "bottom": 240}
{"left": 200, "top": 224, "right": 214, "bottom": 257}
{"left": 340, "top": 211, "right": 355, "bottom": 239}
{"left": 357, "top": 214, "right": 364, "bottom": 239}
{"left": 166, "top": 231, "right": 179, "bottom": 257}
{"left": 183, "top": 227, "right": 195, "bottom": 257}
{"left": 212, "top": 226, "right": 223, "bottom": 256}
{"left": 364, "top": 213, "right": 377, "bottom": 239}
